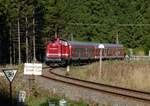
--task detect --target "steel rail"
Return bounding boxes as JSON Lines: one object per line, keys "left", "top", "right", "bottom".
{"left": 41, "top": 68, "right": 150, "bottom": 102}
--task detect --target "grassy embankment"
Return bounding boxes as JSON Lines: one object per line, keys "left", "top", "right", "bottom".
{"left": 68, "top": 60, "right": 150, "bottom": 92}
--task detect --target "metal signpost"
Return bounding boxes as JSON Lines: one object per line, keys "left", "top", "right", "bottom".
{"left": 3, "top": 69, "right": 17, "bottom": 104}
{"left": 98, "top": 44, "right": 104, "bottom": 77}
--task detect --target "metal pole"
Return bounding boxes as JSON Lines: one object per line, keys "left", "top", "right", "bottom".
{"left": 9, "top": 24, "right": 12, "bottom": 65}
{"left": 99, "top": 49, "right": 102, "bottom": 77}
{"left": 67, "top": 44, "right": 70, "bottom": 74}
{"left": 9, "top": 82, "right": 12, "bottom": 105}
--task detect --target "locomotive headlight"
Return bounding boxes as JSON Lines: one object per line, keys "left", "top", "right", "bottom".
{"left": 46, "top": 53, "right": 49, "bottom": 56}
{"left": 58, "top": 53, "right": 61, "bottom": 56}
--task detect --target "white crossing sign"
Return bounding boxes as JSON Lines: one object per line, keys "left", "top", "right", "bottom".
{"left": 3, "top": 69, "right": 17, "bottom": 82}
{"left": 24, "top": 63, "right": 42, "bottom": 75}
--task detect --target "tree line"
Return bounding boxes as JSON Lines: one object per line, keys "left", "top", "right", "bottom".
{"left": 0, "top": 0, "right": 150, "bottom": 64}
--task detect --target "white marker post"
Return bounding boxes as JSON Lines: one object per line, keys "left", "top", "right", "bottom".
{"left": 18, "top": 90, "right": 26, "bottom": 103}
{"left": 67, "top": 65, "right": 70, "bottom": 72}
{"left": 98, "top": 44, "right": 104, "bottom": 78}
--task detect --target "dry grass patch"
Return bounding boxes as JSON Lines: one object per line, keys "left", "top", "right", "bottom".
{"left": 69, "top": 61, "right": 150, "bottom": 92}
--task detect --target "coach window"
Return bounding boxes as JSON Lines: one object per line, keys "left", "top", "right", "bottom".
{"left": 121, "top": 48, "right": 123, "bottom": 55}
{"left": 90, "top": 48, "right": 92, "bottom": 57}
{"left": 98, "top": 49, "right": 100, "bottom": 56}
{"left": 80, "top": 48, "right": 82, "bottom": 57}
{"left": 78, "top": 48, "right": 80, "bottom": 57}
{"left": 91, "top": 48, "right": 93, "bottom": 57}
{"left": 76, "top": 48, "right": 78, "bottom": 57}
{"left": 118, "top": 48, "right": 121, "bottom": 55}
{"left": 110, "top": 48, "right": 113, "bottom": 56}
{"left": 75, "top": 48, "right": 78, "bottom": 57}
{"left": 72, "top": 48, "right": 74, "bottom": 56}
{"left": 79, "top": 48, "right": 81, "bottom": 57}
{"left": 83, "top": 48, "right": 85, "bottom": 57}
{"left": 72, "top": 48, "right": 75, "bottom": 56}
{"left": 87, "top": 48, "right": 89, "bottom": 57}
{"left": 112, "top": 48, "right": 115, "bottom": 55}
{"left": 115, "top": 48, "right": 119, "bottom": 56}
{"left": 75, "top": 48, "right": 77, "bottom": 57}
{"left": 85, "top": 48, "right": 87, "bottom": 56}
{"left": 83, "top": 48, "right": 86, "bottom": 57}
{"left": 104, "top": 48, "right": 107, "bottom": 56}
{"left": 96, "top": 49, "right": 99, "bottom": 56}
{"left": 107, "top": 48, "right": 110, "bottom": 55}
{"left": 82, "top": 48, "right": 84, "bottom": 57}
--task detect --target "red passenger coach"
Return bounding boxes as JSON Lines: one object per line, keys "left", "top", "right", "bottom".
{"left": 45, "top": 37, "right": 125, "bottom": 66}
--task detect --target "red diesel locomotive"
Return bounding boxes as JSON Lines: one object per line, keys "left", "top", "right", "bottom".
{"left": 45, "top": 37, "right": 125, "bottom": 66}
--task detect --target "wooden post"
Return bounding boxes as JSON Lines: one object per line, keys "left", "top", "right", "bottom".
{"left": 33, "top": 9, "right": 36, "bottom": 62}
{"left": 18, "top": 16, "right": 21, "bottom": 64}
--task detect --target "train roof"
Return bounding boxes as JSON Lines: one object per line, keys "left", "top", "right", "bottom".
{"left": 102, "top": 44, "right": 124, "bottom": 48}
{"left": 47, "top": 38, "right": 124, "bottom": 48}
{"left": 67, "top": 40, "right": 123, "bottom": 48}
{"left": 68, "top": 40, "right": 99, "bottom": 47}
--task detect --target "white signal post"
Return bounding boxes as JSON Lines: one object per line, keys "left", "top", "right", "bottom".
{"left": 98, "top": 44, "right": 104, "bottom": 77}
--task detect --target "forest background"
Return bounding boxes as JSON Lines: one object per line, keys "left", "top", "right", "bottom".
{"left": 0, "top": 0, "right": 150, "bottom": 64}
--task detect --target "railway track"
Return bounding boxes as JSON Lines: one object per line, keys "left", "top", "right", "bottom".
{"left": 41, "top": 67, "right": 150, "bottom": 103}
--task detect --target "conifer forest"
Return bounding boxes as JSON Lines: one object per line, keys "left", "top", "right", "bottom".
{"left": 0, "top": 0, "right": 150, "bottom": 64}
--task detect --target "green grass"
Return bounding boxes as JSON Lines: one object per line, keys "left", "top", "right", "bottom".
{"left": 26, "top": 95, "right": 88, "bottom": 106}
{"left": 26, "top": 96, "right": 48, "bottom": 106}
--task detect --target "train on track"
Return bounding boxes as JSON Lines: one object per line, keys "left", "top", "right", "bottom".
{"left": 45, "top": 37, "right": 125, "bottom": 66}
